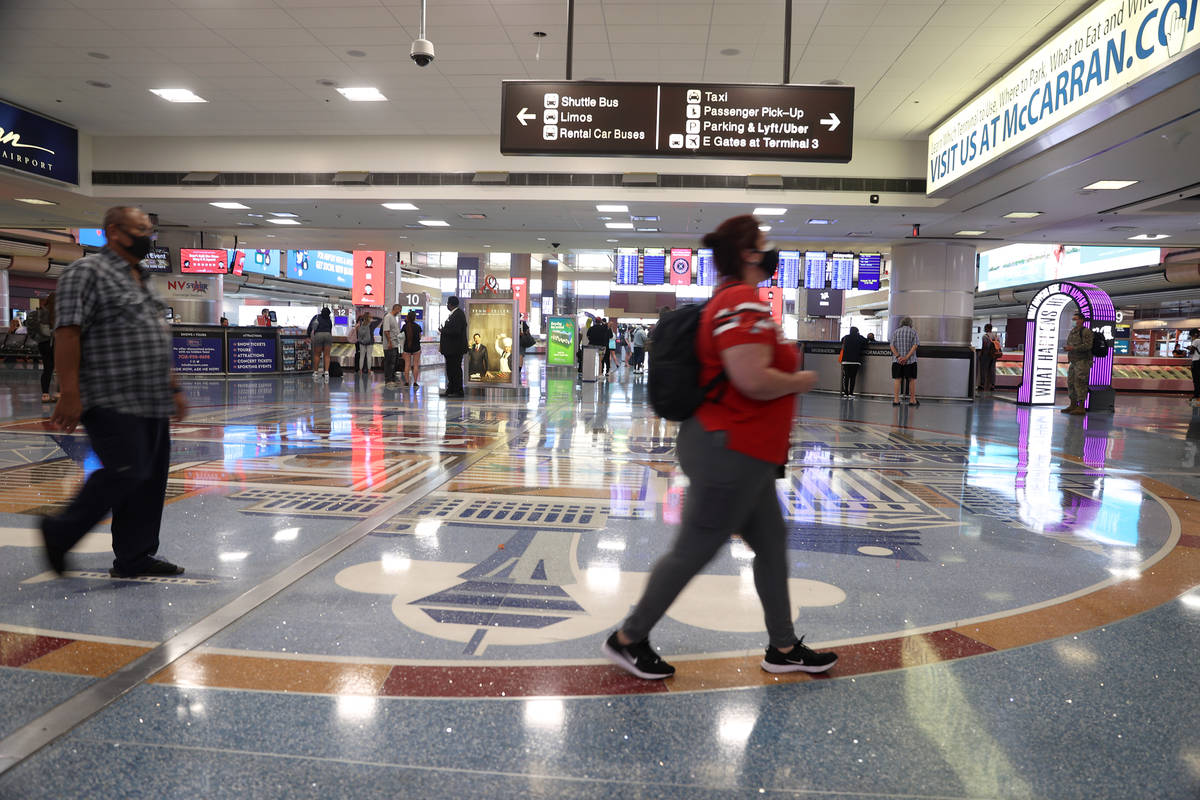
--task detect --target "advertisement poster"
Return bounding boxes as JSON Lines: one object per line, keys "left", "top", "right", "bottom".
{"left": 457, "top": 267, "right": 477, "bottom": 299}
{"left": 171, "top": 328, "right": 224, "bottom": 373}
{"left": 465, "top": 300, "right": 517, "bottom": 385}
{"left": 227, "top": 330, "right": 278, "bottom": 373}
{"left": 143, "top": 246, "right": 171, "bottom": 273}
{"left": 351, "top": 250, "right": 385, "bottom": 307}
{"left": 0, "top": 98, "right": 79, "bottom": 185}
{"left": 546, "top": 316, "right": 577, "bottom": 367}
{"left": 669, "top": 248, "right": 692, "bottom": 286}
{"left": 77, "top": 228, "right": 106, "bottom": 247}
{"left": 180, "top": 249, "right": 228, "bottom": 274}
{"left": 287, "top": 249, "right": 353, "bottom": 288}
{"left": 977, "top": 244, "right": 1162, "bottom": 292}
{"left": 757, "top": 287, "right": 784, "bottom": 323}
{"left": 511, "top": 277, "right": 528, "bottom": 314}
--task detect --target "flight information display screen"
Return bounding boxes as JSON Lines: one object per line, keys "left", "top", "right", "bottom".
{"left": 830, "top": 252, "right": 855, "bottom": 290}
{"left": 696, "top": 248, "right": 716, "bottom": 286}
{"left": 804, "top": 251, "right": 827, "bottom": 289}
{"left": 642, "top": 248, "right": 666, "bottom": 285}
{"left": 615, "top": 249, "right": 639, "bottom": 285}
{"left": 778, "top": 250, "right": 801, "bottom": 289}
{"left": 857, "top": 253, "right": 882, "bottom": 290}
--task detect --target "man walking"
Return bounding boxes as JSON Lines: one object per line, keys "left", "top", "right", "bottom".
{"left": 41, "top": 206, "right": 187, "bottom": 578}
{"left": 439, "top": 296, "right": 467, "bottom": 397}
{"left": 381, "top": 303, "right": 401, "bottom": 389}
{"left": 889, "top": 316, "right": 920, "bottom": 406}
{"left": 1062, "top": 312, "right": 1094, "bottom": 415}
{"left": 631, "top": 325, "right": 647, "bottom": 373}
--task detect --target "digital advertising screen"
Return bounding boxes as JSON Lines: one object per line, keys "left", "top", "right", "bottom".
{"left": 696, "top": 248, "right": 716, "bottom": 287}
{"left": 546, "top": 316, "right": 577, "bottom": 366}
{"left": 641, "top": 248, "right": 666, "bottom": 285}
{"left": 233, "top": 249, "right": 280, "bottom": 278}
{"left": 669, "top": 248, "right": 692, "bottom": 286}
{"left": 511, "top": 277, "right": 528, "bottom": 314}
{"left": 806, "top": 288, "right": 844, "bottom": 317}
{"left": 857, "top": 253, "right": 882, "bottom": 291}
{"left": 179, "top": 248, "right": 228, "bottom": 274}
{"left": 77, "top": 228, "right": 106, "bottom": 247}
{"left": 804, "top": 251, "right": 827, "bottom": 289}
{"left": 227, "top": 249, "right": 245, "bottom": 276}
{"left": 287, "top": 249, "right": 353, "bottom": 289}
{"left": 143, "top": 246, "right": 171, "bottom": 273}
{"left": 830, "top": 253, "right": 855, "bottom": 290}
{"left": 615, "top": 248, "right": 639, "bottom": 285}
{"left": 977, "top": 244, "right": 1163, "bottom": 292}
{"left": 778, "top": 250, "right": 801, "bottom": 289}
{"left": 352, "top": 250, "right": 385, "bottom": 307}
{"left": 757, "top": 286, "right": 783, "bottom": 323}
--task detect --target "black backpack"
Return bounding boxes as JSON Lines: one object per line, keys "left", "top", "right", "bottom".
{"left": 647, "top": 295, "right": 728, "bottom": 421}
{"left": 1091, "top": 329, "right": 1108, "bottom": 358}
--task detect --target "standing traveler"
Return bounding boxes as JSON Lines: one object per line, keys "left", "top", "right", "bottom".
{"left": 439, "top": 296, "right": 468, "bottom": 397}
{"left": 889, "top": 317, "right": 920, "bottom": 406}
{"left": 28, "top": 294, "right": 57, "bottom": 403}
{"left": 402, "top": 310, "right": 423, "bottom": 388}
{"left": 307, "top": 308, "right": 333, "bottom": 381}
{"left": 602, "top": 214, "right": 837, "bottom": 680}
{"left": 978, "top": 323, "right": 1002, "bottom": 392}
{"left": 381, "top": 303, "right": 401, "bottom": 389}
{"left": 839, "top": 326, "right": 867, "bottom": 397}
{"left": 631, "top": 326, "right": 647, "bottom": 373}
{"left": 1062, "top": 312, "right": 1094, "bottom": 415}
{"left": 354, "top": 313, "right": 375, "bottom": 374}
{"left": 607, "top": 319, "right": 619, "bottom": 375}
{"left": 1188, "top": 329, "right": 1200, "bottom": 405}
{"left": 40, "top": 206, "right": 187, "bottom": 578}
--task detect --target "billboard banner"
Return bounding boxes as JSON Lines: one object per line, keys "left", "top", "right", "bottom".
{"left": 353, "top": 250, "right": 385, "bottom": 306}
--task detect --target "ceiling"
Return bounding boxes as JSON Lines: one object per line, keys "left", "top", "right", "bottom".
{"left": 0, "top": 0, "right": 1198, "bottom": 256}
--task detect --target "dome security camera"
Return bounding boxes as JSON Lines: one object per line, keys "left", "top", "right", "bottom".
{"left": 410, "top": 38, "right": 435, "bottom": 67}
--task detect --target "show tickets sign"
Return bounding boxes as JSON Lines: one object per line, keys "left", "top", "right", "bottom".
{"left": 0, "top": 99, "right": 79, "bottom": 185}
{"left": 927, "top": 0, "right": 1199, "bottom": 194}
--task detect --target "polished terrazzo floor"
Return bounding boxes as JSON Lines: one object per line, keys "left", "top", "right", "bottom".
{"left": 0, "top": 361, "right": 1197, "bottom": 799}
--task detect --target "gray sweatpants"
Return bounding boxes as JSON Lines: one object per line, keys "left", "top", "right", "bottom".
{"left": 621, "top": 417, "right": 798, "bottom": 649}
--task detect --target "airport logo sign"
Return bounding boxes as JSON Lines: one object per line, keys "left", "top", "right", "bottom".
{"left": 928, "top": 0, "right": 1199, "bottom": 194}
{"left": 0, "top": 98, "right": 79, "bottom": 185}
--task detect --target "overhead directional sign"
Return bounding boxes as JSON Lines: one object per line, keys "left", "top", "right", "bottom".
{"left": 501, "top": 80, "right": 854, "bottom": 162}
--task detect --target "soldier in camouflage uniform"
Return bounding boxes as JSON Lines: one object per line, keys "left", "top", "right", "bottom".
{"left": 1062, "top": 312, "right": 1094, "bottom": 415}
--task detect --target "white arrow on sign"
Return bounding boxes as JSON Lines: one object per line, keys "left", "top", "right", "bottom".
{"left": 820, "top": 113, "right": 840, "bottom": 132}
{"left": 516, "top": 107, "right": 536, "bottom": 126}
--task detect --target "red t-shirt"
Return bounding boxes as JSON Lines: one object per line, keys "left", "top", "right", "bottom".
{"left": 695, "top": 282, "right": 798, "bottom": 465}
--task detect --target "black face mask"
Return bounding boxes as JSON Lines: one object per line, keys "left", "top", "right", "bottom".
{"left": 758, "top": 248, "right": 780, "bottom": 279}
{"left": 121, "top": 229, "right": 153, "bottom": 260}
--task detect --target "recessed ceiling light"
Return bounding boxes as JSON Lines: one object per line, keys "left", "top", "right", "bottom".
{"left": 419, "top": 220, "right": 450, "bottom": 227}
{"left": 247, "top": 213, "right": 265, "bottom": 218}
{"left": 606, "top": 222, "right": 634, "bottom": 229}
{"left": 955, "top": 230, "right": 987, "bottom": 236}
{"left": 337, "top": 87, "right": 387, "bottom": 102}
{"left": 596, "top": 204, "right": 628, "bottom": 213}
{"left": 631, "top": 215, "right": 659, "bottom": 222}
{"left": 381, "top": 202, "right": 418, "bottom": 211}
{"left": 807, "top": 218, "right": 835, "bottom": 225}
{"left": 1128, "top": 233, "right": 1171, "bottom": 240}
{"left": 536, "top": 237, "right": 546, "bottom": 241}
{"left": 14, "top": 198, "right": 56, "bottom": 205}
{"left": 758, "top": 225, "right": 772, "bottom": 232}
{"left": 150, "top": 88, "right": 207, "bottom": 103}
{"left": 1082, "top": 180, "right": 1138, "bottom": 190}
{"left": 266, "top": 234, "right": 276, "bottom": 238}
{"left": 267, "top": 218, "right": 302, "bottom": 225}
{"left": 606, "top": 239, "right": 618, "bottom": 242}
{"left": 636, "top": 227, "right": 660, "bottom": 232}
{"left": 210, "top": 202, "right": 249, "bottom": 209}
{"left": 754, "top": 207, "right": 787, "bottom": 215}
{"left": 483, "top": 244, "right": 492, "bottom": 247}
{"left": 269, "top": 212, "right": 298, "bottom": 218}
{"left": 1003, "top": 211, "right": 1043, "bottom": 219}
{"left": 459, "top": 212, "right": 487, "bottom": 220}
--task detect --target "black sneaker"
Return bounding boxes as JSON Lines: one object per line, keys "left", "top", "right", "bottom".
{"left": 602, "top": 632, "right": 675, "bottom": 679}
{"left": 39, "top": 518, "right": 66, "bottom": 576}
{"left": 110, "top": 557, "right": 184, "bottom": 578}
{"left": 761, "top": 637, "right": 838, "bottom": 674}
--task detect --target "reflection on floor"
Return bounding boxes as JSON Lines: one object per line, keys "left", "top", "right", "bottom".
{"left": 0, "top": 364, "right": 1197, "bottom": 798}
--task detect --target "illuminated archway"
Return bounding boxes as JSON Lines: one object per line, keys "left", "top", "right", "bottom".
{"left": 1017, "top": 281, "right": 1115, "bottom": 406}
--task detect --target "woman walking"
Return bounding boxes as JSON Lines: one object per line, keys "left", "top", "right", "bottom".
{"left": 30, "top": 294, "right": 57, "bottom": 402}
{"left": 602, "top": 215, "right": 838, "bottom": 679}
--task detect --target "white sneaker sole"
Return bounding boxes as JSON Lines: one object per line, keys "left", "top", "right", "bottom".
{"left": 601, "top": 641, "right": 673, "bottom": 680}
{"left": 760, "top": 657, "right": 837, "bottom": 674}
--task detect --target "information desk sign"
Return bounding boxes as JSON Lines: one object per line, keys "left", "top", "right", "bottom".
{"left": 501, "top": 81, "right": 853, "bottom": 162}
{"left": 171, "top": 326, "right": 225, "bottom": 374}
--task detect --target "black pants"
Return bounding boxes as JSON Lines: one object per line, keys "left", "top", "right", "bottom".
{"left": 1192, "top": 361, "right": 1200, "bottom": 398}
{"left": 383, "top": 347, "right": 399, "bottom": 382}
{"left": 841, "top": 363, "right": 860, "bottom": 395}
{"left": 43, "top": 407, "right": 171, "bottom": 572}
{"left": 355, "top": 343, "right": 372, "bottom": 373}
{"left": 979, "top": 356, "right": 997, "bottom": 390}
{"left": 444, "top": 354, "right": 464, "bottom": 393}
{"left": 37, "top": 340, "right": 54, "bottom": 394}
{"left": 632, "top": 346, "right": 645, "bottom": 368}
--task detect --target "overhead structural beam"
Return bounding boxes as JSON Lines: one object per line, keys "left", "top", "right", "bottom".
{"left": 783, "top": 0, "right": 792, "bottom": 84}
{"left": 566, "top": 0, "right": 575, "bottom": 80}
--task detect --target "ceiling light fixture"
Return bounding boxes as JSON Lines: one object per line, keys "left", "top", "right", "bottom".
{"left": 955, "top": 230, "right": 987, "bottom": 236}
{"left": 419, "top": 220, "right": 450, "bottom": 227}
{"left": 596, "top": 204, "right": 628, "bottom": 213}
{"left": 754, "top": 207, "right": 787, "bottom": 215}
{"left": 15, "top": 198, "right": 57, "bottom": 205}
{"left": 1082, "top": 180, "right": 1138, "bottom": 190}
{"left": 1003, "top": 211, "right": 1043, "bottom": 219}
{"left": 807, "top": 218, "right": 835, "bottom": 225}
{"left": 636, "top": 227, "right": 660, "bottom": 232}
{"left": 606, "top": 238, "right": 619, "bottom": 242}
{"left": 606, "top": 222, "right": 634, "bottom": 229}
{"left": 536, "top": 237, "right": 546, "bottom": 241}
{"left": 381, "top": 202, "right": 418, "bottom": 211}
{"left": 1127, "top": 233, "right": 1171, "bottom": 240}
{"left": 533, "top": 31, "right": 547, "bottom": 62}
{"left": 758, "top": 225, "right": 772, "bottom": 232}
{"left": 266, "top": 218, "right": 302, "bottom": 225}
{"left": 269, "top": 212, "right": 298, "bottom": 218}
{"left": 337, "top": 87, "right": 387, "bottom": 102}
{"left": 631, "top": 215, "right": 659, "bottom": 222}
{"left": 150, "top": 88, "right": 207, "bottom": 103}
{"left": 210, "top": 202, "right": 250, "bottom": 209}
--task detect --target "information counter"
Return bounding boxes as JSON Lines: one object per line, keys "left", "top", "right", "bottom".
{"left": 171, "top": 325, "right": 312, "bottom": 375}
{"left": 993, "top": 353, "right": 1195, "bottom": 393}
{"left": 800, "top": 341, "right": 976, "bottom": 400}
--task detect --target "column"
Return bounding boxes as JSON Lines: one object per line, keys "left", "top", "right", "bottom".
{"left": 0, "top": 269, "right": 9, "bottom": 325}
{"left": 538, "top": 255, "right": 557, "bottom": 323}
{"left": 887, "top": 241, "right": 976, "bottom": 345}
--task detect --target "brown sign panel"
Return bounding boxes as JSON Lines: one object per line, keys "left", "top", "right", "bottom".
{"left": 500, "top": 80, "right": 853, "bottom": 162}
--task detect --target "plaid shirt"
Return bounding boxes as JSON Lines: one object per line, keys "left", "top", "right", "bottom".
{"left": 55, "top": 247, "right": 175, "bottom": 418}
{"left": 889, "top": 324, "right": 920, "bottom": 363}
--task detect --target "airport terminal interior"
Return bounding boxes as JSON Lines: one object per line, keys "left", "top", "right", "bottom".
{"left": 0, "top": 0, "right": 1199, "bottom": 797}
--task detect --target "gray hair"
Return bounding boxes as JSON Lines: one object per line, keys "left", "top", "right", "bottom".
{"left": 900, "top": 316, "right": 913, "bottom": 328}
